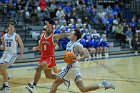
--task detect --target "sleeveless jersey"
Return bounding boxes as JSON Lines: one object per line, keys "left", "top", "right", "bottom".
{"left": 40, "top": 33, "right": 55, "bottom": 57}
{"left": 66, "top": 40, "right": 83, "bottom": 57}
{"left": 4, "top": 33, "right": 17, "bottom": 53}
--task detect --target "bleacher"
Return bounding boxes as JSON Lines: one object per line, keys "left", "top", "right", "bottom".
{"left": 0, "top": 0, "right": 138, "bottom": 62}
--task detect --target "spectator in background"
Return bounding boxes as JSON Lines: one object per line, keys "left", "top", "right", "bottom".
{"left": 132, "top": 36, "right": 140, "bottom": 55}
{"left": 59, "top": 16, "right": 66, "bottom": 26}
{"left": 16, "top": 0, "right": 26, "bottom": 16}
{"left": 106, "top": 5, "right": 112, "bottom": 17}
{"left": 56, "top": 7, "right": 65, "bottom": 19}
{"left": 50, "top": 1, "right": 57, "bottom": 19}
{"left": 86, "top": 34, "right": 96, "bottom": 58}
{"left": 136, "top": 18, "right": 140, "bottom": 30}
{"left": 129, "top": 18, "right": 137, "bottom": 34}
{"left": 39, "top": 0, "right": 47, "bottom": 12}
{"left": 63, "top": 3, "right": 73, "bottom": 16}
{"left": 100, "top": 34, "right": 109, "bottom": 58}
{"left": 43, "top": 7, "right": 54, "bottom": 25}
{"left": 115, "top": 23, "right": 124, "bottom": 46}
{"left": 112, "top": 4, "right": 121, "bottom": 17}
{"left": 30, "top": 9, "right": 39, "bottom": 25}
{"left": 93, "top": 35, "right": 100, "bottom": 58}
{"left": 97, "top": 8, "right": 106, "bottom": 21}
{"left": 125, "top": 27, "right": 133, "bottom": 48}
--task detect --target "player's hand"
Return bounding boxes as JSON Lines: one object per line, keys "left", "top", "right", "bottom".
{"left": 20, "top": 55, "right": 23, "bottom": 62}
{"left": 32, "top": 47, "right": 37, "bottom": 51}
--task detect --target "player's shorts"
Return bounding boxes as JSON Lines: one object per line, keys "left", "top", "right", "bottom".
{"left": 0, "top": 52, "right": 17, "bottom": 64}
{"left": 58, "top": 61, "right": 82, "bottom": 82}
{"left": 39, "top": 56, "right": 56, "bottom": 69}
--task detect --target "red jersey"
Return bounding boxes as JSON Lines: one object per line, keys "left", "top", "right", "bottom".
{"left": 40, "top": 33, "right": 55, "bottom": 58}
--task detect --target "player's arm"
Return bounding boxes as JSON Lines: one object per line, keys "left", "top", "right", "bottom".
{"left": 0, "top": 36, "right": 6, "bottom": 50}
{"left": 53, "top": 33, "right": 69, "bottom": 40}
{"left": 75, "top": 45, "right": 90, "bottom": 61}
{"left": 16, "top": 34, "right": 24, "bottom": 61}
{"left": 32, "top": 40, "right": 41, "bottom": 51}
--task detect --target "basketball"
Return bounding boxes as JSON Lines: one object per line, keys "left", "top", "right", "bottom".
{"left": 64, "top": 52, "right": 76, "bottom": 64}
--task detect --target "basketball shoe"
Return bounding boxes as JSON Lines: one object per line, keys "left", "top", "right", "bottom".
{"left": 0, "top": 84, "right": 10, "bottom": 91}
{"left": 26, "top": 83, "right": 35, "bottom": 93}
{"left": 101, "top": 80, "right": 115, "bottom": 90}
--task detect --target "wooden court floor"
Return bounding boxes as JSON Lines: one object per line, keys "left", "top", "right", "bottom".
{"left": 0, "top": 54, "right": 140, "bottom": 93}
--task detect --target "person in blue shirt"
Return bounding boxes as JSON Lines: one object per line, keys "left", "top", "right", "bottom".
{"left": 92, "top": 35, "right": 100, "bottom": 58}
{"left": 100, "top": 34, "right": 109, "bottom": 58}
{"left": 86, "top": 34, "right": 96, "bottom": 57}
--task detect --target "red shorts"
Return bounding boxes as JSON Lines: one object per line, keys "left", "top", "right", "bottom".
{"left": 39, "top": 56, "right": 56, "bottom": 69}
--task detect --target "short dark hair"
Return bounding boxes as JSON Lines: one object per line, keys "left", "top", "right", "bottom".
{"left": 74, "top": 29, "right": 82, "bottom": 40}
{"left": 8, "top": 22, "right": 15, "bottom": 27}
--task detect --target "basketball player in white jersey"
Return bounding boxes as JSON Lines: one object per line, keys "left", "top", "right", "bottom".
{"left": 49, "top": 29, "right": 115, "bottom": 93}
{"left": 0, "top": 22, "right": 24, "bottom": 91}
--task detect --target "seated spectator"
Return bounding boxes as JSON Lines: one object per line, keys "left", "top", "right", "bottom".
{"left": 125, "top": 27, "right": 133, "bottom": 48}
{"left": 16, "top": 0, "right": 26, "bottom": 16}
{"left": 59, "top": 16, "right": 66, "bottom": 26}
{"left": 39, "top": 0, "right": 47, "bottom": 12}
{"left": 76, "top": 19, "right": 82, "bottom": 28}
{"left": 54, "top": 25, "right": 61, "bottom": 34}
{"left": 106, "top": 5, "right": 113, "bottom": 17}
{"left": 100, "top": 34, "right": 109, "bottom": 58}
{"left": 93, "top": 35, "right": 100, "bottom": 58}
{"left": 115, "top": 23, "right": 124, "bottom": 46}
{"left": 112, "top": 4, "right": 121, "bottom": 16}
{"left": 132, "top": 36, "right": 140, "bottom": 55}
{"left": 56, "top": 7, "right": 65, "bottom": 19}
{"left": 91, "top": 29, "right": 100, "bottom": 38}
{"left": 129, "top": 18, "right": 137, "bottom": 34}
{"left": 63, "top": 3, "right": 73, "bottom": 16}
{"left": 60, "top": 20, "right": 68, "bottom": 32}
{"left": 30, "top": 9, "right": 39, "bottom": 25}
{"left": 136, "top": 18, "right": 140, "bottom": 30}
{"left": 86, "top": 34, "right": 96, "bottom": 58}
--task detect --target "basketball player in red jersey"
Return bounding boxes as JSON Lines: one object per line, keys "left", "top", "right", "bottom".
{"left": 26, "top": 24, "right": 68, "bottom": 93}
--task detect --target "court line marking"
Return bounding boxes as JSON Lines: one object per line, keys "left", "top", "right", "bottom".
{"left": 9, "top": 54, "right": 140, "bottom": 69}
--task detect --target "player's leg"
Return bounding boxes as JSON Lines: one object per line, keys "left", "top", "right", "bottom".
{"left": 99, "top": 47, "right": 103, "bottom": 58}
{"left": 49, "top": 77, "right": 65, "bottom": 93}
{"left": 0, "top": 53, "right": 16, "bottom": 91}
{"left": 75, "top": 79, "right": 99, "bottom": 92}
{"left": 26, "top": 62, "right": 48, "bottom": 93}
{"left": 44, "top": 68, "right": 57, "bottom": 79}
{"left": 75, "top": 77, "right": 115, "bottom": 92}
{"left": 52, "top": 66, "right": 62, "bottom": 74}
{"left": 0, "top": 63, "right": 10, "bottom": 91}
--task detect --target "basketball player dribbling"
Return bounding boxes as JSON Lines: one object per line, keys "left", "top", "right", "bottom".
{"left": 0, "top": 22, "right": 24, "bottom": 91}
{"left": 49, "top": 29, "right": 115, "bottom": 93}
{"left": 26, "top": 24, "right": 69, "bottom": 93}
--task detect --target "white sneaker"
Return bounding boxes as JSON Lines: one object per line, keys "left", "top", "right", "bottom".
{"left": 96, "top": 54, "right": 99, "bottom": 59}
{"left": 0, "top": 84, "right": 10, "bottom": 91}
{"left": 26, "top": 83, "right": 35, "bottom": 93}
{"left": 105, "top": 53, "right": 109, "bottom": 58}
{"left": 8, "top": 75, "right": 12, "bottom": 80}
{"left": 99, "top": 54, "right": 102, "bottom": 58}
{"left": 102, "top": 80, "right": 115, "bottom": 90}
{"left": 135, "top": 51, "right": 138, "bottom": 55}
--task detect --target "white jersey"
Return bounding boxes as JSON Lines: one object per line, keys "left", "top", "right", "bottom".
{"left": 4, "top": 33, "right": 17, "bottom": 53}
{"left": 66, "top": 40, "right": 83, "bottom": 57}
{"left": 59, "top": 40, "right": 83, "bottom": 82}
{"left": 66, "top": 40, "right": 83, "bottom": 68}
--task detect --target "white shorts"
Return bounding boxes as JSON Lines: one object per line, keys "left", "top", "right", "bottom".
{"left": 59, "top": 62, "right": 82, "bottom": 82}
{"left": 0, "top": 52, "right": 17, "bottom": 64}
